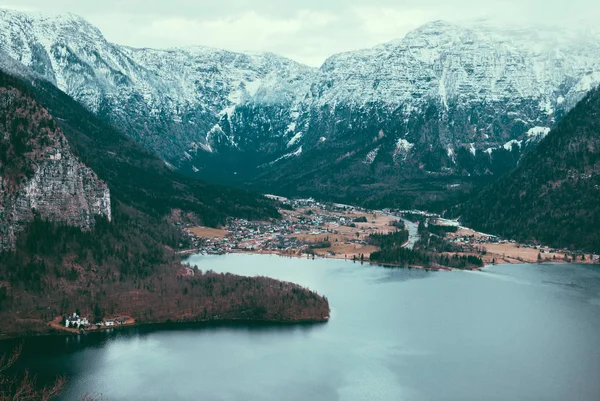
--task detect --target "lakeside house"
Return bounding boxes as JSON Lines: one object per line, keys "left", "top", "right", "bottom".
{"left": 65, "top": 312, "right": 89, "bottom": 329}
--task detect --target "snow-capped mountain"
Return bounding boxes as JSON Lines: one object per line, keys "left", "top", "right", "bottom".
{"left": 2, "top": 9, "right": 600, "bottom": 207}
{"left": 0, "top": 9, "right": 316, "bottom": 159}
{"left": 291, "top": 20, "right": 600, "bottom": 156}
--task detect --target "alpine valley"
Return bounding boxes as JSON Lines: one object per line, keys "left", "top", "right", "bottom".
{"left": 2, "top": 9, "right": 600, "bottom": 209}
{"left": 0, "top": 49, "right": 329, "bottom": 337}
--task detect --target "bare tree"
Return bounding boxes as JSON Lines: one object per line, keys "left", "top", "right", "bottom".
{"left": 0, "top": 342, "right": 65, "bottom": 401}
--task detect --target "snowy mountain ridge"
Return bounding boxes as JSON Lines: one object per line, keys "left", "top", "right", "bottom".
{"left": 0, "top": 8, "right": 317, "bottom": 158}
{"left": 2, "top": 9, "right": 600, "bottom": 206}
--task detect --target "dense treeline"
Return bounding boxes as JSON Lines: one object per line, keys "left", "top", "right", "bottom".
{"left": 368, "top": 227, "right": 483, "bottom": 269}
{"left": 368, "top": 231, "right": 410, "bottom": 249}
{"left": 452, "top": 87, "right": 600, "bottom": 253}
{"left": 427, "top": 225, "right": 458, "bottom": 236}
{"left": 0, "top": 202, "right": 329, "bottom": 335}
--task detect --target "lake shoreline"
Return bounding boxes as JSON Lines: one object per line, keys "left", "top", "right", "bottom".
{"left": 227, "top": 248, "right": 598, "bottom": 270}
{"left": 0, "top": 316, "right": 330, "bottom": 342}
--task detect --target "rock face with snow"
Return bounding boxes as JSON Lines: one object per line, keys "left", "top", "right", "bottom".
{"left": 281, "top": 20, "right": 600, "bottom": 164}
{"left": 0, "top": 9, "right": 315, "bottom": 161}
{"left": 0, "top": 82, "right": 111, "bottom": 251}
{"left": 2, "top": 9, "right": 600, "bottom": 206}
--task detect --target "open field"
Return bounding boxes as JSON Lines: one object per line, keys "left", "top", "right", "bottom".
{"left": 448, "top": 227, "right": 597, "bottom": 264}
{"left": 188, "top": 226, "right": 228, "bottom": 239}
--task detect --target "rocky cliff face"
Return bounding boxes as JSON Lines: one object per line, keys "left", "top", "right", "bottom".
{"left": 0, "top": 84, "right": 111, "bottom": 251}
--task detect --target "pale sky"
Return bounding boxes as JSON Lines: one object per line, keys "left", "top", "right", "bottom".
{"left": 0, "top": 0, "right": 597, "bottom": 66}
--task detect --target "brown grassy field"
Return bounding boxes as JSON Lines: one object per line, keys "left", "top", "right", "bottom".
{"left": 449, "top": 228, "right": 596, "bottom": 264}
{"left": 189, "top": 226, "right": 228, "bottom": 238}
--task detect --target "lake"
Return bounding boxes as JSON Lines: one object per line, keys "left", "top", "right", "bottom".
{"left": 4, "top": 254, "right": 600, "bottom": 400}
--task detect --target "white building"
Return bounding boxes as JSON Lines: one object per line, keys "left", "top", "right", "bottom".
{"left": 65, "top": 312, "right": 90, "bottom": 328}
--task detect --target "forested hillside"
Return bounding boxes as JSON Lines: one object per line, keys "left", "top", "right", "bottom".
{"left": 0, "top": 71, "right": 279, "bottom": 226}
{"left": 0, "top": 68, "right": 328, "bottom": 336}
{"left": 452, "top": 87, "right": 600, "bottom": 252}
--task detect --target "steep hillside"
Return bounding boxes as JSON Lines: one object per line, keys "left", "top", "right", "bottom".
{"left": 452, "top": 86, "right": 600, "bottom": 252}
{"left": 0, "top": 64, "right": 328, "bottom": 337}
{"left": 0, "top": 9, "right": 315, "bottom": 161}
{"left": 0, "top": 81, "right": 110, "bottom": 251}
{"left": 2, "top": 10, "right": 600, "bottom": 207}
{"left": 0, "top": 56, "right": 279, "bottom": 225}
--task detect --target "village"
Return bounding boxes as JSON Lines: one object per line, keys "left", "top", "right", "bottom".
{"left": 179, "top": 196, "right": 600, "bottom": 267}
{"left": 180, "top": 197, "right": 400, "bottom": 261}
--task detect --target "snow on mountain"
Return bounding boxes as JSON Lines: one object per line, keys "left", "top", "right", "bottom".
{"left": 525, "top": 126, "right": 551, "bottom": 143}
{"left": 315, "top": 21, "right": 600, "bottom": 112}
{"left": 2, "top": 9, "right": 600, "bottom": 192}
{"left": 0, "top": 8, "right": 316, "bottom": 160}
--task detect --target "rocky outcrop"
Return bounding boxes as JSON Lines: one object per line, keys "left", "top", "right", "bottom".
{"left": 0, "top": 85, "right": 111, "bottom": 251}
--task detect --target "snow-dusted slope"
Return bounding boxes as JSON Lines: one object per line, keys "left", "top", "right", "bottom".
{"left": 0, "top": 9, "right": 316, "bottom": 159}
{"left": 2, "top": 10, "right": 600, "bottom": 204}
{"left": 316, "top": 21, "right": 600, "bottom": 111}
{"left": 296, "top": 21, "right": 600, "bottom": 152}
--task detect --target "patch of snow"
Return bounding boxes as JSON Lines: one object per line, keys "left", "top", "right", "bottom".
{"left": 286, "top": 122, "right": 297, "bottom": 133}
{"left": 319, "top": 137, "right": 327, "bottom": 143}
{"left": 287, "top": 132, "right": 303, "bottom": 147}
{"left": 364, "top": 146, "right": 381, "bottom": 165}
{"left": 198, "top": 143, "right": 213, "bottom": 153}
{"left": 503, "top": 139, "right": 522, "bottom": 150}
{"left": 525, "top": 126, "right": 550, "bottom": 144}
{"left": 447, "top": 147, "right": 456, "bottom": 163}
{"left": 219, "top": 105, "right": 236, "bottom": 118}
{"left": 268, "top": 146, "right": 303, "bottom": 165}
{"left": 469, "top": 143, "right": 476, "bottom": 156}
{"left": 397, "top": 139, "right": 415, "bottom": 152}
{"left": 394, "top": 139, "right": 414, "bottom": 162}
{"left": 245, "top": 79, "right": 263, "bottom": 97}
{"left": 539, "top": 99, "right": 554, "bottom": 115}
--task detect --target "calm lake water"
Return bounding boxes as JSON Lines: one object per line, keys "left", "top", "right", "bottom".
{"left": 4, "top": 255, "right": 600, "bottom": 401}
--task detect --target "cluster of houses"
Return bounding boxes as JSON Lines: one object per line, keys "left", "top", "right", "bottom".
{"left": 449, "top": 233, "right": 502, "bottom": 246}
{"left": 64, "top": 312, "right": 129, "bottom": 330}
{"left": 182, "top": 197, "right": 376, "bottom": 255}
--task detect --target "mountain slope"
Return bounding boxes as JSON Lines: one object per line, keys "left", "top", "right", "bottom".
{"left": 0, "top": 63, "right": 327, "bottom": 337}
{"left": 0, "top": 49, "right": 280, "bottom": 225}
{"left": 452, "top": 86, "right": 600, "bottom": 252}
{"left": 244, "top": 22, "right": 600, "bottom": 207}
{"left": 0, "top": 73, "right": 110, "bottom": 251}
{"left": 0, "top": 9, "right": 315, "bottom": 162}
{"left": 2, "top": 10, "right": 600, "bottom": 208}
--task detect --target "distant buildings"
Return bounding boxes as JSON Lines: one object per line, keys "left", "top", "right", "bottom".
{"left": 63, "top": 312, "right": 128, "bottom": 330}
